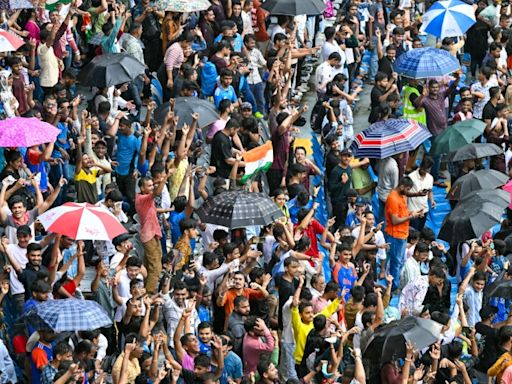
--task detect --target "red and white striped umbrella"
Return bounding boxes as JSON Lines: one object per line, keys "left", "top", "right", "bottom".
{"left": 37, "top": 202, "right": 127, "bottom": 241}
{"left": 0, "top": 31, "right": 24, "bottom": 53}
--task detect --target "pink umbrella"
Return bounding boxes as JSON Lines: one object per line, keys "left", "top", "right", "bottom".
{"left": 0, "top": 117, "right": 60, "bottom": 147}
{"left": 502, "top": 179, "right": 512, "bottom": 209}
{"left": 0, "top": 31, "right": 24, "bottom": 52}
{"left": 38, "top": 202, "right": 127, "bottom": 241}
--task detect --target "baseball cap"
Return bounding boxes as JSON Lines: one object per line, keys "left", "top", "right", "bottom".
{"left": 95, "top": 139, "right": 107, "bottom": 147}
{"left": 340, "top": 148, "right": 352, "bottom": 156}
{"left": 355, "top": 196, "right": 366, "bottom": 206}
{"left": 113, "top": 233, "right": 132, "bottom": 248}
{"left": 241, "top": 102, "right": 252, "bottom": 111}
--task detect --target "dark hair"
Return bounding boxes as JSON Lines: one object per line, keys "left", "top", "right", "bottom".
{"left": 126, "top": 256, "right": 143, "bottom": 268}
{"left": 179, "top": 218, "right": 197, "bottom": 233}
{"left": 5, "top": 149, "right": 22, "bottom": 164}
{"left": 431, "top": 311, "right": 450, "bottom": 325}
{"left": 220, "top": 68, "right": 234, "bottom": 78}
{"left": 198, "top": 321, "right": 213, "bottom": 331}
{"left": 363, "top": 293, "right": 377, "bottom": 308}
{"left": 234, "top": 295, "right": 249, "bottom": 308}
{"left": 325, "top": 281, "right": 339, "bottom": 294}
{"left": 398, "top": 176, "right": 414, "bottom": 188}
{"left": 105, "top": 189, "right": 123, "bottom": 203}
{"left": 75, "top": 340, "right": 95, "bottom": 355}
{"left": 328, "top": 52, "right": 342, "bottom": 62}
{"left": 244, "top": 315, "right": 259, "bottom": 332}
{"left": 415, "top": 242, "right": 429, "bottom": 254}
{"left": 362, "top": 311, "right": 375, "bottom": 328}
{"left": 284, "top": 256, "right": 299, "bottom": 267}
{"left": 27, "top": 242, "right": 42, "bottom": 255}
{"left": 273, "top": 32, "right": 288, "bottom": 43}
{"left": 351, "top": 285, "right": 365, "bottom": 302}
{"left": 31, "top": 279, "right": 51, "bottom": 294}
{"left": 473, "top": 271, "right": 486, "bottom": 282}
{"left": 375, "top": 72, "right": 388, "bottom": 82}
{"left": 203, "top": 252, "right": 217, "bottom": 267}
{"left": 54, "top": 341, "right": 73, "bottom": 357}
{"left": 489, "top": 86, "right": 501, "bottom": 99}
{"left": 223, "top": 243, "right": 238, "bottom": 258}
{"left": 429, "top": 266, "right": 445, "bottom": 279}
{"left": 420, "top": 156, "right": 434, "bottom": 170}
{"left": 8, "top": 195, "right": 26, "bottom": 210}
{"left": 324, "top": 26, "right": 336, "bottom": 40}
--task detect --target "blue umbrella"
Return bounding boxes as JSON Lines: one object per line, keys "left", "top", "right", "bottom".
{"left": 25, "top": 299, "right": 112, "bottom": 332}
{"left": 350, "top": 119, "right": 432, "bottom": 159}
{"left": 420, "top": 0, "right": 476, "bottom": 38}
{"left": 394, "top": 48, "right": 460, "bottom": 79}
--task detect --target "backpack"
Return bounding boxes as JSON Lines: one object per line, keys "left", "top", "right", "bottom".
{"left": 324, "top": 0, "right": 335, "bottom": 18}
{"left": 200, "top": 61, "right": 218, "bottom": 97}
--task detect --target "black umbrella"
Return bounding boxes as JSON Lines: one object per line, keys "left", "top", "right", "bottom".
{"left": 446, "top": 169, "right": 508, "bottom": 201}
{"left": 77, "top": 53, "right": 145, "bottom": 88}
{"left": 363, "top": 317, "right": 442, "bottom": 363}
{"left": 261, "top": 0, "right": 325, "bottom": 15}
{"left": 486, "top": 279, "right": 512, "bottom": 299}
{"left": 445, "top": 143, "right": 503, "bottom": 162}
{"left": 196, "top": 190, "right": 284, "bottom": 228}
{"left": 459, "top": 188, "right": 510, "bottom": 206}
{"left": 438, "top": 196, "right": 508, "bottom": 242}
{"left": 154, "top": 98, "right": 220, "bottom": 129}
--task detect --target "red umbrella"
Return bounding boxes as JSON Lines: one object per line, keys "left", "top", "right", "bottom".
{"left": 37, "top": 202, "right": 127, "bottom": 241}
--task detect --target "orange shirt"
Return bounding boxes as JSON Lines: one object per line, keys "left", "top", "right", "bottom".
{"left": 223, "top": 287, "right": 265, "bottom": 326}
{"left": 385, "top": 189, "right": 410, "bottom": 240}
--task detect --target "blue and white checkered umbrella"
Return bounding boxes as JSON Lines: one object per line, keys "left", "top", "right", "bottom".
{"left": 350, "top": 119, "right": 432, "bottom": 159}
{"left": 25, "top": 299, "right": 112, "bottom": 332}
{"left": 394, "top": 47, "right": 460, "bottom": 79}
{"left": 420, "top": 0, "right": 476, "bottom": 38}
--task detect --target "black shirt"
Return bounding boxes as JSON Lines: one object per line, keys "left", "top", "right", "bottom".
{"left": 287, "top": 182, "right": 307, "bottom": 199}
{"left": 326, "top": 149, "right": 340, "bottom": 177}
{"left": 19, "top": 264, "right": 50, "bottom": 301}
{"left": 210, "top": 130, "right": 234, "bottom": 179}
{"left": 475, "top": 322, "right": 501, "bottom": 372}
{"left": 482, "top": 101, "right": 497, "bottom": 122}
{"left": 369, "top": 86, "right": 386, "bottom": 123}
{"left": 277, "top": 276, "right": 297, "bottom": 330}
{"left": 378, "top": 57, "right": 394, "bottom": 78}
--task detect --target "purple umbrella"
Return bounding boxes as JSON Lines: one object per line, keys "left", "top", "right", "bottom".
{"left": 0, "top": 117, "right": 60, "bottom": 147}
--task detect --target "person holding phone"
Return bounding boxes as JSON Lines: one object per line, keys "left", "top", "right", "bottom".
{"left": 407, "top": 156, "right": 435, "bottom": 231}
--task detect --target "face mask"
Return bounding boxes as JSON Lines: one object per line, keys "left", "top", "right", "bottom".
{"left": 322, "top": 362, "right": 335, "bottom": 378}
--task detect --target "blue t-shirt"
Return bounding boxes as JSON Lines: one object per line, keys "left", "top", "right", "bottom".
{"left": 213, "top": 85, "right": 237, "bottom": 108}
{"left": 287, "top": 198, "right": 312, "bottom": 224}
{"left": 52, "top": 122, "right": 70, "bottom": 159}
{"left": 213, "top": 33, "right": 243, "bottom": 52}
{"left": 221, "top": 351, "right": 243, "bottom": 384}
{"left": 169, "top": 211, "right": 186, "bottom": 245}
{"left": 116, "top": 134, "right": 141, "bottom": 176}
{"left": 31, "top": 341, "right": 53, "bottom": 384}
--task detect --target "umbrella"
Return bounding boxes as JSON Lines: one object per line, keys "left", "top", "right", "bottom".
{"left": 154, "top": 98, "right": 220, "bottom": 129}
{"left": 77, "top": 53, "right": 145, "bottom": 88}
{"left": 261, "top": 0, "right": 325, "bottom": 15}
{"left": 438, "top": 197, "right": 507, "bottom": 242}
{"left": 350, "top": 119, "right": 431, "bottom": 159}
{"left": 155, "top": 0, "right": 210, "bottom": 12}
{"left": 459, "top": 188, "right": 510, "bottom": 206}
{"left": 445, "top": 143, "right": 503, "bottom": 162}
{"left": 25, "top": 299, "right": 112, "bottom": 331}
{"left": 38, "top": 202, "right": 127, "bottom": 241}
{"left": 394, "top": 48, "right": 460, "bottom": 79}
{"left": 0, "top": 117, "right": 60, "bottom": 147}
{"left": 447, "top": 169, "right": 508, "bottom": 201}
{"left": 363, "top": 317, "right": 442, "bottom": 363}
{"left": 0, "top": 30, "right": 24, "bottom": 52}
{"left": 420, "top": 0, "right": 476, "bottom": 38}
{"left": 431, "top": 119, "right": 486, "bottom": 155}
{"left": 485, "top": 279, "right": 512, "bottom": 299}
{"left": 196, "top": 190, "right": 284, "bottom": 228}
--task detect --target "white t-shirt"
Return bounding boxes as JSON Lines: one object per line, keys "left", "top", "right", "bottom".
{"left": 38, "top": 44, "right": 59, "bottom": 88}
{"left": 407, "top": 169, "right": 433, "bottom": 212}
{"left": 7, "top": 244, "right": 28, "bottom": 295}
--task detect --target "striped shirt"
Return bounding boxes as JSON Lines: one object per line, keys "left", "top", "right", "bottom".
{"left": 164, "top": 42, "right": 184, "bottom": 70}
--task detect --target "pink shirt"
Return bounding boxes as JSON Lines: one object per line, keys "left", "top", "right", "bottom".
{"left": 501, "top": 365, "right": 512, "bottom": 384}
{"left": 242, "top": 327, "right": 274, "bottom": 376}
{"left": 164, "top": 42, "right": 184, "bottom": 70}
{"left": 207, "top": 119, "right": 227, "bottom": 140}
{"left": 181, "top": 353, "right": 194, "bottom": 371}
{"left": 135, "top": 193, "right": 161, "bottom": 243}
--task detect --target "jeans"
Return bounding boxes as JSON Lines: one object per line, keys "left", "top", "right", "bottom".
{"left": 249, "top": 82, "right": 266, "bottom": 115}
{"left": 241, "top": 79, "right": 258, "bottom": 113}
{"left": 49, "top": 159, "right": 69, "bottom": 205}
{"left": 369, "top": 37, "right": 379, "bottom": 80}
{"left": 385, "top": 233, "right": 407, "bottom": 290}
{"left": 279, "top": 342, "right": 298, "bottom": 381}
{"left": 116, "top": 173, "right": 136, "bottom": 216}
{"left": 410, "top": 216, "right": 427, "bottom": 231}
{"left": 143, "top": 236, "right": 163, "bottom": 294}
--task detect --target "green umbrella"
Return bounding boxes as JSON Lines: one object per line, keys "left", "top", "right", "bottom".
{"left": 431, "top": 119, "right": 486, "bottom": 155}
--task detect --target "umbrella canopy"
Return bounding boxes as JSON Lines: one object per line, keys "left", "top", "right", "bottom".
{"left": 25, "top": 299, "right": 112, "bottom": 332}
{"left": 438, "top": 197, "right": 507, "bottom": 242}
{"left": 0, "top": 30, "right": 24, "bottom": 52}
{"left": 38, "top": 202, "right": 127, "bottom": 241}
{"left": 447, "top": 169, "right": 508, "bottom": 201}
{"left": 394, "top": 48, "right": 460, "bottom": 79}
{"left": 0, "top": 117, "right": 60, "bottom": 147}
{"left": 261, "top": 0, "right": 325, "bottom": 15}
{"left": 485, "top": 279, "right": 512, "bottom": 299}
{"left": 445, "top": 143, "right": 503, "bottom": 162}
{"left": 431, "top": 119, "right": 486, "bottom": 155}
{"left": 420, "top": 0, "right": 476, "bottom": 38}
{"left": 77, "top": 53, "right": 145, "bottom": 88}
{"left": 363, "top": 317, "right": 442, "bottom": 363}
{"left": 154, "top": 98, "right": 220, "bottom": 129}
{"left": 459, "top": 188, "right": 510, "bottom": 206}
{"left": 350, "top": 119, "right": 431, "bottom": 159}
{"left": 155, "top": 0, "right": 210, "bottom": 12}
{"left": 197, "top": 190, "right": 284, "bottom": 228}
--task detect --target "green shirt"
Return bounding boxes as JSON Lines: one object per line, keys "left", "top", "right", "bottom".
{"left": 351, "top": 167, "right": 373, "bottom": 198}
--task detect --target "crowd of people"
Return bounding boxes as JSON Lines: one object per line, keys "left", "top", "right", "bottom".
{"left": 0, "top": 0, "right": 510, "bottom": 384}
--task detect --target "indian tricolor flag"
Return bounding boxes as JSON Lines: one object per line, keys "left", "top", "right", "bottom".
{"left": 241, "top": 141, "right": 273, "bottom": 183}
